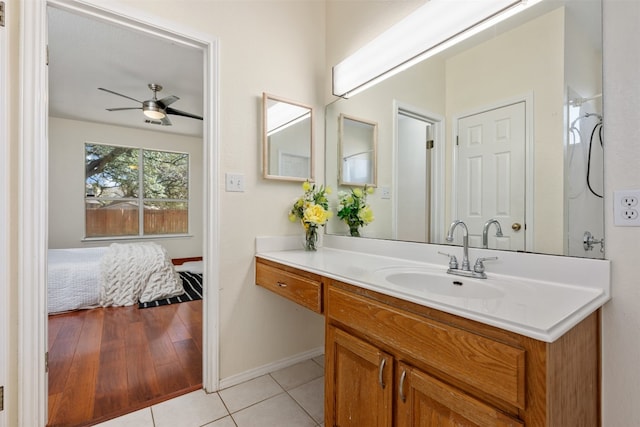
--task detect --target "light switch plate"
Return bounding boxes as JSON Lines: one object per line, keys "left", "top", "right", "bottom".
{"left": 225, "top": 173, "right": 245, "bottom": 192}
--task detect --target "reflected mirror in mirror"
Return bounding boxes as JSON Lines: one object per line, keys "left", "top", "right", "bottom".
{"left": 325, "top": 0, "right": 604, "bottom": 259}
{"left": 339, "top": 114, "right": 378, "bottom": 187}
{"left": 262, "top": 93, "right": 314, "bottom": 182}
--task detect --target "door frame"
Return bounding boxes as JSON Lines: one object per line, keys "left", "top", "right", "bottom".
{"left": 19, "top": 1, "right": 220, "bottom": 425}
{"left": 392, "top": 100, "right": 445, "bottom": 243}
{"left": 451, "top": 93, "right": 534, "bottom": 252}
{"left": 0, "top": 3, "right": 10, "bottom": 425}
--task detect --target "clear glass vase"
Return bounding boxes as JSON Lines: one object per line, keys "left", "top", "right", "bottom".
{"left": 304, "top": 225, "right": 318, "bottom": 251}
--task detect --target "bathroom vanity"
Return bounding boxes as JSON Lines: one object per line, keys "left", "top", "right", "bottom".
{"left": 255, "top": 236, "right": 610, "bottom": 426}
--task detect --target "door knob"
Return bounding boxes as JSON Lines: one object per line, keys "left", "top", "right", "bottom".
{"left": 512, "top": 223, "right": 522, "bottom": 231}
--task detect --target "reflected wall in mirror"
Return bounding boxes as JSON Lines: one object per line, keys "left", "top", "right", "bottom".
{"left": 262, "top": 93, "right": 314, "bottom": 182}
{"left": 325, "top": 0, "right": 604, "bottom": 259}
{"left": 339, "top": 114, "right": 378, "bottom": 187}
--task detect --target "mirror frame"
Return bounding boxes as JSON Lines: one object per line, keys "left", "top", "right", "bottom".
{"left": 262, "top": 92, "right": 314, "bottom": 182}
{"left": 338, "top": 113, "right": 378, "bottom": 187}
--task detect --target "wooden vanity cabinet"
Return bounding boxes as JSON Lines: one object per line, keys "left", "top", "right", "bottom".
{"left": 255, "top": 257, "right": 325, "bottom": 314}
{"left": 325, "top": 280, "right": 600, "bottom": 427}
{"left": 254, "top": 258, "right": 600, "bottom": 426}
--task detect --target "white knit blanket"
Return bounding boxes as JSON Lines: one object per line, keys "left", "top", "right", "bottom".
{"left": 99, "top": 242, "right": 184, "bottom": 306}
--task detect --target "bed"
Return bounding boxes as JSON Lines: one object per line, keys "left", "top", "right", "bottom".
{"left": 47, "top": 242, "right": 187, "bottom": 314}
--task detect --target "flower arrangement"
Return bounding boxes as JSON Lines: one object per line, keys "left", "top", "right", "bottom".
{"left": 336, "top": 185, "right": 375, "bottom": 237}
{"left": 289, "top": 181, "right": 332, "bottom": 251}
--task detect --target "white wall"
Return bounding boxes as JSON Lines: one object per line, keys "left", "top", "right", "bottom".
{"left": 108, "top": 0, "right": 328, "bottom": 380}
{"left": 48, "top": 117, "right": 203, "bottom": 259}
{"left": 601, "top": 0, "right": 640, "bottom": 423}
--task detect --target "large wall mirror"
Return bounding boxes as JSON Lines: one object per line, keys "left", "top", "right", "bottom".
{"left": 325, "top": 0, "right": 604, "bottom": 259}
{"left": 263, "top": 93, "right": 314, "bottom": 182}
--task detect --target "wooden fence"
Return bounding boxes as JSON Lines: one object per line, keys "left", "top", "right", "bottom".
{"left": 86, "top": 208, "right": 188, "bottom": 237}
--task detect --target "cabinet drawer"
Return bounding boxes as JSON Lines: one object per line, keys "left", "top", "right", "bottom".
{"left": 328, "top": 285, "right": 525, "bottom": 409}
{"left": 256, "top": 261, "right": 322, "bottom": 313}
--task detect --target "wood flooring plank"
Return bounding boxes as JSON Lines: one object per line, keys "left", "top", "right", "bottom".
{"left": 124, "top": 321, "right": 163, "bottom": 406}
{"left": 154, "top": 361, "right": 192, "bottom": 395}
{"left": 48, "top": 312, "right": 86, "bottom": 395}
{"left": 140, "top": 307, "right": 181, "bottom": 367}
{"left": 93, "top": 326, "right": 129, "bottom": 419}
{"left": 50, "top": 308, "right": 104, "bottom": 426}
{"left": 173, "top": 338, "right": 203, "bottom": 387}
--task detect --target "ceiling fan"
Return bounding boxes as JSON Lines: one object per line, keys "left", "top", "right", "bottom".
{"left": 98, "top": 83, "right": 203, "bottom": 126}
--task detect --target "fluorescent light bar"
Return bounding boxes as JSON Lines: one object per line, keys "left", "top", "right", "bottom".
{"left": 333, "top": 0, "right": 542, "bottom": 98}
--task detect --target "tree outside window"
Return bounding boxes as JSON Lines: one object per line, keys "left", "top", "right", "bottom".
{"left": 85, "top": 143, "right": 189, "bottom": 238}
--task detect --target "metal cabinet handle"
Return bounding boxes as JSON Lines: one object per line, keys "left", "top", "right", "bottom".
{"left": 378, "top": 358, "right": 386, "bottom": 389}
{"left": 399, "top": 369, "right": 407, "bottom": 402}
{"left": 276, "top": 282, "right": 287, "bottom": 288}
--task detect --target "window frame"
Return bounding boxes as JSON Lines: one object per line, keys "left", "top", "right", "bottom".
{"left": 84, "top": 142, "right": 191, "bottom": 240}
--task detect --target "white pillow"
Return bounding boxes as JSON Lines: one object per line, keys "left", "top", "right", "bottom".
{"left": 174, "top": 260, "right": 204, "bottom": 274}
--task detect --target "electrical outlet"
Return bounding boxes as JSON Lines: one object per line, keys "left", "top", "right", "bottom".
{"left": 381, "top": 186, "right": 391, "bottom": 200}
{"left": 225, "top": 173, "right": 245, "bottom": 192}
{"left": 614, "top": 190, "right": 640, "bottom": 226}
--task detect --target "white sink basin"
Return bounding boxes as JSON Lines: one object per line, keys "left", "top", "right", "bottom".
{"left": 378, "top": 267, "right": 505, "bottom": 299}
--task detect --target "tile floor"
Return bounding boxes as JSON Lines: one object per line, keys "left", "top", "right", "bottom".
{"left": 94, "top": 356, "right": 325, "bottom": 427}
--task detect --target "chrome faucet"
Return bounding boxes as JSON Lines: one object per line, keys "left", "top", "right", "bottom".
{"left": 446, "top": 220, "right": 470, "bottom": 271}
{"left": 482, "top": 219, "right": 503, "bottom": 249}
{"left": 441, "top": 219, "right": 497, "bottom": 279}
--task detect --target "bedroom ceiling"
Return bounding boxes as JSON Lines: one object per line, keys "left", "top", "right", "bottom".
{"left": 47, "top": 7, "right": 204, "bottom": 138}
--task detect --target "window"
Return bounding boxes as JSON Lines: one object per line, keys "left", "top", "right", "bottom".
{"left": 85, "top": 143, "right": 189, "bottom": 238}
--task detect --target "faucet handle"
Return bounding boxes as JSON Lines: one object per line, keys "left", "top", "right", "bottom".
{"left": 438, "top": 251, "right": 459, "bottom": 270}
{"left": 473, "top": 256, "right": 498, "bottom": 274}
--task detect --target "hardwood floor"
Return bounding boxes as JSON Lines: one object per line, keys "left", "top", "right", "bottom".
{"left": 47, "top": 300, "right": 202, "bottom": 427}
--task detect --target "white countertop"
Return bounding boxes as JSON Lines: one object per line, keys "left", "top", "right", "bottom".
{"left": 256, "top": 236, "right": 611, "bottom": 343}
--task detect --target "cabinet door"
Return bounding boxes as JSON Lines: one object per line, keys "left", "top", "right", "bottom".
{"left": 396, "top": 362, "right": 523, "bottom": 427}
{"left": 326, "top": 325, "right": 393, "bottom": 427}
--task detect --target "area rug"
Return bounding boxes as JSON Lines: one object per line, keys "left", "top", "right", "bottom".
{"left": 138, "top": 271, "right": 203, "bottom": 308}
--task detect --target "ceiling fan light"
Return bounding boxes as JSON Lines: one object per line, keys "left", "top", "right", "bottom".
{"left": 143, "top": 100, "right": 166, "bottom": 119}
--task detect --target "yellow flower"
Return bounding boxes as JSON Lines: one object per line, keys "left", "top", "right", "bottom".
{"left": 304, "top": 204, "right": 329, "bottom": 225}
{"left": 302, "top": 181, "right": 311, "bottom": 192}
{"left": 359, "top": 206, "right": 375, "bottom": 224}
{"left": 366, "top": 186, "right": 375, "bottom": 195}
{"left": 288, "top": 212, "right": 298, "bottom": 222}
{"left": 353, "top": 188, "right": 363, "bottom": 198}
{"left": 325, "top": 186, "right": 332, "bottom": 195}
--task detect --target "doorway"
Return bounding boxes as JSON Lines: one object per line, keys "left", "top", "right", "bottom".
{"left": 19, "top": 1, "right": 220, "bottom": 425}
{"left": 393, "top": 102, "right": 445, "bottom": 243}
{"left": 454, "top": 101, "right": 526, "bottom": 250}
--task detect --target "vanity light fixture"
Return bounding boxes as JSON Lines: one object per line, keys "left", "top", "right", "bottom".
{"left": 332, "top": 0, "right": 543, "bottom": 98}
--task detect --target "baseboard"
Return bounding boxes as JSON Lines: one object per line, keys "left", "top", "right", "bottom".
{"left": 218, "top": 346, "right": 324, "bottom": 390}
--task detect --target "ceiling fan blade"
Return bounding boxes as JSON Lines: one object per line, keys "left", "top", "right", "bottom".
{"left": 166, "top": 107, "right": 203, "bottom": 120}
{"left": 158, "top": 95, "right": 179, "bottom": 107}
{"left": 161, "top": 116, "right": 172, "bottom": 126}
{"left": 106, "top": 107, "right": 142, "bottom": 112}
{"left": 98, "top": 87, "right": 143, "bottom": 104}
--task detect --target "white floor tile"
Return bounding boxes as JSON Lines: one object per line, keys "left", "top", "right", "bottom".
{"left": 92, "top": 408, "right": 154, "bottom": 427}
{"left": 312, "top": 355, "right": 325, "bottom": 368}
{"left": 152, "top": 390, "right": 228, "bottom": 427}
{"left": 219, "top": 374, "right": 284, "bottom": 413}
{"left": 232, "top": 393, "right": 317, "bottom": 427}
{"left": 270, "top": 359, "right": 324, "bottom": 391}
{"left": 204, "top": 415, "right": 237, "bottom": 427}
{"left": 289, "top": 376, "right": 324, "bottom": 423}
